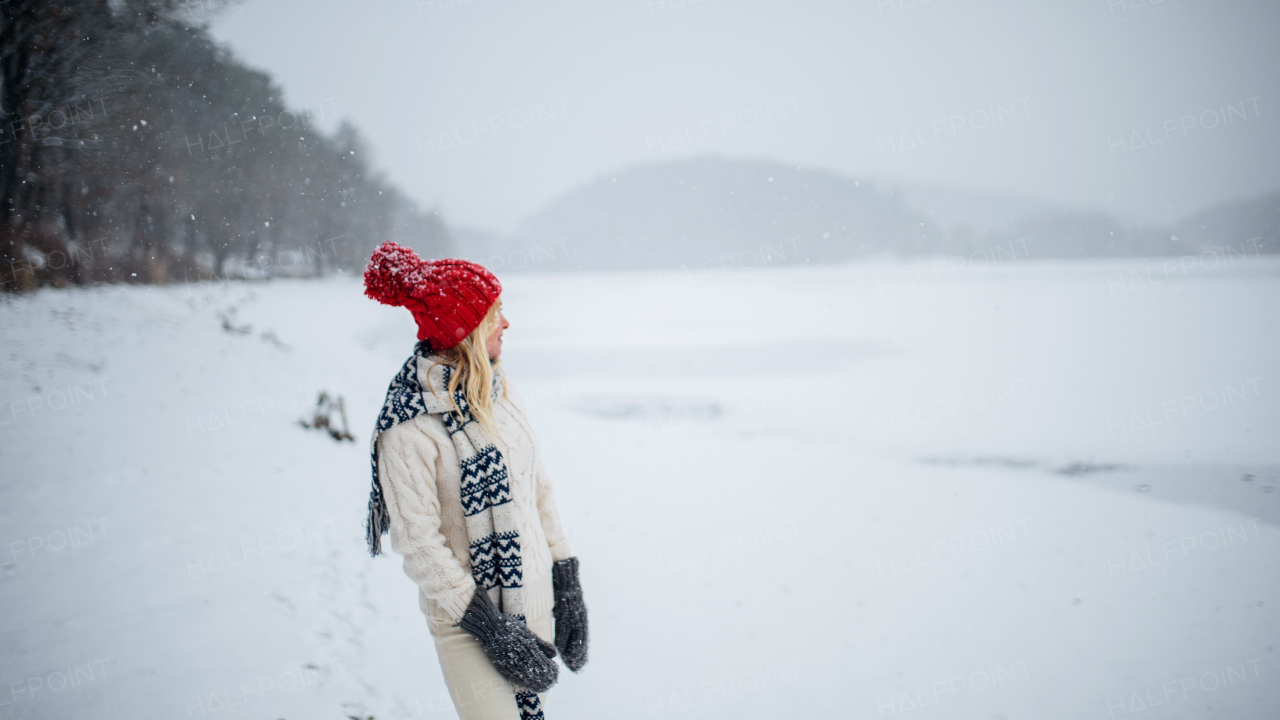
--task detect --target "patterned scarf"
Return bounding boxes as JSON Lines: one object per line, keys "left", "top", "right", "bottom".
{"left": 367, "top": 340, "right": 544, "bottom": 719}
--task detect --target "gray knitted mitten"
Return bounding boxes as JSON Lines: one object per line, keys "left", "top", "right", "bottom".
{"left": 457, "top": 586, "right": 559, "bottom": 693}
{"left": 552, "top": 557, "right": 589, "bottom": 672}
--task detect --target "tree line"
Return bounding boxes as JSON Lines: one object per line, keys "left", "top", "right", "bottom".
{"left": 1, "top": 0, "right": 449, "bottom": 292}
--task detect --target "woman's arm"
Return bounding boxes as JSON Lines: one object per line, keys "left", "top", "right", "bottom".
{"left": 534, "top": 458, "right": 573, "bottom": 562}
{"left": 536, "top": 456, "right": 589, "bottom": 672}
{"left": 378, "top": 419, "right": 476, "bottom": 622}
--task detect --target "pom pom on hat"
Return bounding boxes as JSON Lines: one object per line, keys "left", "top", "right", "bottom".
{"left": 363, "top": 242, "right": 502, "bottom": 350}
{"left": 363, "top": 242, "right": 426, "bottom": 308}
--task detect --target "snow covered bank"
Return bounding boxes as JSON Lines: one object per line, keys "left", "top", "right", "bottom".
{"left": 1, "top": 256, "right": 1277, "bottom": 719}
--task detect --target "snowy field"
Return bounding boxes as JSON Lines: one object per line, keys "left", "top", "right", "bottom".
{"left": 2, "top": 255, "right": 1278, "bottom": 720}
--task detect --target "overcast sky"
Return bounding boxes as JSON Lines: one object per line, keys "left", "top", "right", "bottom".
{"left": 209, "top": 0, "right": 1280, "bottom": 234}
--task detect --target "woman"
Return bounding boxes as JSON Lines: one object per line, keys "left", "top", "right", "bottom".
{"left": 361, "top": 242, "right": 588, "bottom": 720}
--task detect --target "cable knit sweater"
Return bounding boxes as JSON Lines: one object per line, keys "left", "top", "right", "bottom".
{"left": 376, "top": 383, "right": 573, "bottom": 625}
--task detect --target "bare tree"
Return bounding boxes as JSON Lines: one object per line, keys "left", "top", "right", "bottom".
{"left": 2, "top": 0, "right": 450, "bottom": 292}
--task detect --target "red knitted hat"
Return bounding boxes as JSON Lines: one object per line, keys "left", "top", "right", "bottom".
{"left": 363, "top": 242, "right": 502, "bottom": 350}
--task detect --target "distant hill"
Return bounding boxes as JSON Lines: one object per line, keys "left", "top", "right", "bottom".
{"left": 873, "top": 176, "right": 1057, "bottom": 236}
{"left": 508, "top": 156, "right": 944, "bottom": 271}
{"left": 1172, "top": 190, "right": 1280, "bottom": 254}
{"left": 977, "top": 190, "right": 1280, "bottom": 259}
{"left": 462, "top": 156, "right": 1278, "bottom": 270}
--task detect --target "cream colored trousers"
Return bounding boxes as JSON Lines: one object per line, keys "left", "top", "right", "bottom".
{"left": 429, "top": 609, "right": 554, "bottom": 720}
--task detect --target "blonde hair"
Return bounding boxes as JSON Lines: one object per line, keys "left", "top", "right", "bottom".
{"left": 428, "top": 298, "right": 507, "bottom": 435}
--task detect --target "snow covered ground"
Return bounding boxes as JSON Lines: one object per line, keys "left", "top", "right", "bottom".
{"left": 1, "top": 255, "right": 1278, "bottom": 720}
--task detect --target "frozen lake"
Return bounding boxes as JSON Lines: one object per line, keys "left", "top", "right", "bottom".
{"left": 2, "top": 255, "right": 1277, "bottom": 719}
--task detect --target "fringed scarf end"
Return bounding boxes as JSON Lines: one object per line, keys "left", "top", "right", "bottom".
{"left": 366, "top": 482, "right": 390, "bottom": 557}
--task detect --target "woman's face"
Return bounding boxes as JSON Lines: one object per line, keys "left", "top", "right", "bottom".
{"left": 486, "top": 302, "right": 510, "bottom": 360}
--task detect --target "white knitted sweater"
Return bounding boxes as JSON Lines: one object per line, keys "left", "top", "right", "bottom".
{"left": 376, "top": 383, "right": 573, "bottom": 625}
